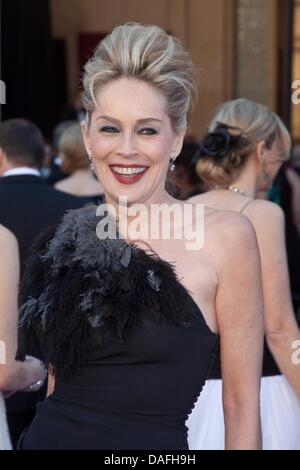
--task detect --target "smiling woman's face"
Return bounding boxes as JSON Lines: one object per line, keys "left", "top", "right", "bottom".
{"left": 82, "top": 77, "right": 185, "bottom": 206}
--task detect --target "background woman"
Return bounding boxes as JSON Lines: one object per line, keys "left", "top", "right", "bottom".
{"left": 55, "top": 122, "right": 103, "bottom": 203}
{"left": 188, "top": 98, "right": 300, "bottom": 450}
{"left": 0, "top": 225, "right": 46, "bottom": 449}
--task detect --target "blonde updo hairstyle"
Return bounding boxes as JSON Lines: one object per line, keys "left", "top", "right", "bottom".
{"left": 82, "top": 23, "right": 196, "bottom": 133}
{"left": 196, "top": 98, "right": 291, "bottom": 185}
{"left": 59, "top": 122, "right": 89, "bottom": 174}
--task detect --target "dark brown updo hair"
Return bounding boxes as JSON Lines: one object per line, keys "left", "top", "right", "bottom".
{"left": 195, "top": 98, "right": 291, "bottom": 185}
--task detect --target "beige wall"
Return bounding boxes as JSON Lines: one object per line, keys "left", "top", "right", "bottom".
{"left": 236, "top": 0, "right": 279, "bottom": 111}
{"left": 50, "top": 0, "right": 170, "bottom": 107}
{"left": 186, "top": 0, "right": 235, "bottom": 135}
{"left": 50, "top": 0, "right": 278, "bottom": 138}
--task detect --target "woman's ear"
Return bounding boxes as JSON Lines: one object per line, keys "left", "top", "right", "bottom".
{"left": 172, "top": 128, "right": 186, "bottom": 158}
{"left": 81, "top": 120, "right": 91, "bottom": 157}
{"left": 0, "top": 148, "right": 8, "bottom": 174}
{"left": 255, "top": 141, "right": 267, "bottom": 166}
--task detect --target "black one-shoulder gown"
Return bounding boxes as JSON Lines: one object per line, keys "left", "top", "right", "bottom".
{"left": 17, "top": 205, "right": 218, "bottom": 450}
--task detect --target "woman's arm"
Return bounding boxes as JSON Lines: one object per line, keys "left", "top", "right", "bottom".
{"left": 285, "top": 167, "right": 300, "bottom": 235}
{"left": 215, "top": 212, "right": 264, "bottom": 449}
{"left": 248, "top": 200, "right": 300, "bottom": 398}
{"left": 47, "top": 371, "right": 55, "bottom": 396}
{"left": 0, "top": 225, "right": 46, "bottom": 393}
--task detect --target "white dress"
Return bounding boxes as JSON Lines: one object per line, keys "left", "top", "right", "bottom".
{"left": 187, "top": 375, "right": 300, "bottom": 450}
{"left": 0, "top": 393, "right": 12, "bottom": 450}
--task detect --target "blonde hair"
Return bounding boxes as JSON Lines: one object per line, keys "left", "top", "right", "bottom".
{"left": 59, "top": 123, "right": 89, "bottom": 173}
{"left": 196, "top": 98, "right": 291, "bottom": 185}
{"left": 82, "top": 23, "right": 196, "bottom": 132}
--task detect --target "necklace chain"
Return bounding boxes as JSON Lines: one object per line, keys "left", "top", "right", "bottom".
{"left": 227, "top": 185, "right": 248, "bottom": 197}
{"left": 213, "top": 184, "right": 249, "bottom": 197}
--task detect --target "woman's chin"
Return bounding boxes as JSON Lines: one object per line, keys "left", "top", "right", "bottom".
{"left": 105, "top": 189, "right": 147, "bottom": 207}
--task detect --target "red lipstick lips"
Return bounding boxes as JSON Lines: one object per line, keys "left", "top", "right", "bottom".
{"left": 109, "top": 164, "right": 148, "bottom": 185}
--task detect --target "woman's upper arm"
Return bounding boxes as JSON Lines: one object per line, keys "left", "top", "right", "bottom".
{"left": 215, "top": 213, "right": 264, "bottom": 406}
{"left": 286, "top": 168, "right": 300, "bottom": 234}
{"left": 248, "top": 201, "right": 297, "bottom": 333}
{"left": 0, "top": 226, "right": 20, "bottom": 366}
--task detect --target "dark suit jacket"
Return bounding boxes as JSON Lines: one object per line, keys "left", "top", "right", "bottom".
{"left": 0, "top": 174, "right": 88, "bottom": 412}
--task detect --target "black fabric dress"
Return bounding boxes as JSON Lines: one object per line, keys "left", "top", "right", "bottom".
{"left": 17, "top": 205, "right": 218, "bottom": 450}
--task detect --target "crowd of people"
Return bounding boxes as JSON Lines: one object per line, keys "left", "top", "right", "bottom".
{"left": 0, "top": 22, "right": 299, "bottom": 450}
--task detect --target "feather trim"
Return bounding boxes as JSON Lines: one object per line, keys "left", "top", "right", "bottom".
{"left": 17, "top": 204, "right": 194, "bottom": 379}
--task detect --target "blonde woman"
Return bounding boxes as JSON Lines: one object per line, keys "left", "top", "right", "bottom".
{"left": 17, "top": 24, "right": 263, "bottom": 450}
{"left": 187, "top": 98, "right": 300, "bottom": 450}
{"left": 0, "top": 225, "right": 46, "bottom": 449}
{"left": 55, "top": 122, "right": 103, "bottom": 201}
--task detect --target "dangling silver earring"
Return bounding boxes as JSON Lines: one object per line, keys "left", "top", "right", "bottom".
{"left": 263, "top": 171, "right": 270, "bottom": 184}
{"left": 169, "top": 156, "right": 176, "bottom": 172}
{"left": 262, "top": 162, "right": 270, "bottom": 185}
{"left": 261, "top": 157, "right": 270, "bottom": 186}
{"left": 88, "top": 153, "right": 94, "bottom": 171}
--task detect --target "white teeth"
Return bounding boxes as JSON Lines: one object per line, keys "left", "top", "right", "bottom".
{"left": 111, "top": 166, "right": 147, "bottom": 175}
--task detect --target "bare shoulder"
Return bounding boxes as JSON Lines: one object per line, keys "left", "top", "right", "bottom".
{"left": 202, "top": 208, "right": 259, "bottom": 274}
{"left": 187, "top": 200, "right": 258, "bottom": 250}
{"left": 0, "top": 225, "right": 17, "bottom": 249}
{"left": 245, "top": 200, "right": 285, "bottom": 233}
{"left": 188, "top": 193, "right": 203, "bottom": 204}
{"left": 247, "top": 199, "right": 284, "bottom": 218}
{"left": 206, "top": 207, "right": 257, "bottom": 244}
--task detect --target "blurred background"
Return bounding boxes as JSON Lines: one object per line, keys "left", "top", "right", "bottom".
{"left": 1, "top": 0, "right": 300, "bottom": 141}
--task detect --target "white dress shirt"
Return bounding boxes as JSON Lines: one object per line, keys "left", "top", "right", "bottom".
{"left": 3, "top": 167, "right": 40, "bottom": 177}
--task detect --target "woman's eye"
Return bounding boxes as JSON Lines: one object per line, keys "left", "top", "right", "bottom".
{"left": 99, "top": 126, "right": 119, "bottom": 133}
{"left": 139, "top": 128, "right": 158, "bottom": 135}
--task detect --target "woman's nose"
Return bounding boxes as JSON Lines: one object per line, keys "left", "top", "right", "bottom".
{"left": 116, "top": 133, "right": 138, "bottom": 158}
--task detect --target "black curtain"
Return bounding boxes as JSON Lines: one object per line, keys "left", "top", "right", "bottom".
{"left": 1, "top": 0, "right": 60, "bottom": 138}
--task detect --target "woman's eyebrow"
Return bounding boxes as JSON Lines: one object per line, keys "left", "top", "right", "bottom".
{"left": 95, "top": 115, "right": 162, "bottom": 124}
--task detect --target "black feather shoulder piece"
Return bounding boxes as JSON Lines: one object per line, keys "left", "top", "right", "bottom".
{"left": 17, "top": 204, "right": 194, "bottom": 379}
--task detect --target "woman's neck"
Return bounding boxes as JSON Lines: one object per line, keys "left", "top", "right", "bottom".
{"left": 73, "top": 168, "right": 94, "bottom": 178}
{"left": 106, "top": 187, "right": 177, "bottom": 213}
{"left": 226, "top": 162, "right": 259, "bottom": 199}
{"left": 226, "top": 177, "right": 256, "bottom": 199}
{"left": 104, "top": 188, "right": 180, "bottom": 239}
